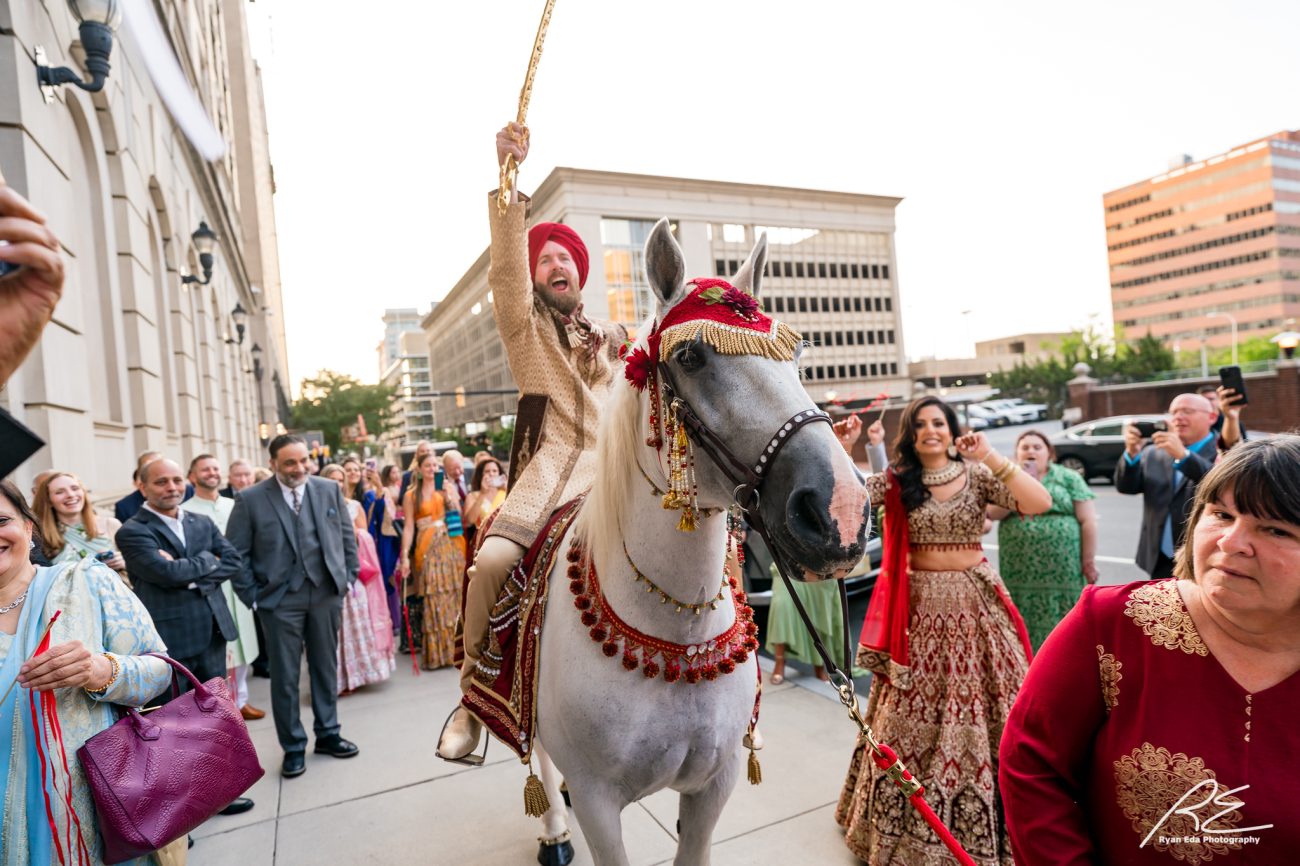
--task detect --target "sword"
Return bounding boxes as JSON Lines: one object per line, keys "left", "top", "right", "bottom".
{"left": 497, "top": 0, "right": 558, "bottom": 215}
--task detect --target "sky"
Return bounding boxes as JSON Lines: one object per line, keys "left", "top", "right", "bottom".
{"left": 245, "top": 0, "right": 1300, "bottom": 390}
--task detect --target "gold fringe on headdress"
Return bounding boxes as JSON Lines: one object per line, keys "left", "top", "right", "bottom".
{"left": 656, "top": 320, "right": 802, "bottom": 363}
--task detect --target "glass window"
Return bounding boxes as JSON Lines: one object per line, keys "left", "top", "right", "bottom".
{"left": 799, "top": 297, "right": 808, "bottom": 312}
{"left": 818, "top": 263, "right": 828, "bottom": 279}
{"left": 723, "top": 224, "right": 747, "bottom": 243}
{"left": 851, "top": 264, "right": 860, "bottom": 279}
{"left": 796, "top": 262, "right": 806, "bottom": 278}
{"left": 1090, "top": 422, "right": 1124, "bottom": 437}
{"left": 833, "top": 298, "right": 842, "bottom": 312}
{"left": 884, "top": 297, "right": 892, "bottom": 312}
{"left": 783, "top": 261, "right": 793, "bottom": 278}
{"left": 854, "top": 298, "right": 863, "bottom": 312}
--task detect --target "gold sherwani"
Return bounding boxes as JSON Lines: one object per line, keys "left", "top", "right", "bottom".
{"left": 486, "top": 196, "right": 621, "bottom": 548}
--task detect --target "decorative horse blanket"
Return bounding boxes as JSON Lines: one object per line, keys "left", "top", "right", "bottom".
{"left": 462, "top": 496, "right": 585, "bottom": 762}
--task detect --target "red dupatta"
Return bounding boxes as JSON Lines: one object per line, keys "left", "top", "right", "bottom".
{"left": 858, "top": 469, "right": 912, "bottom": 685}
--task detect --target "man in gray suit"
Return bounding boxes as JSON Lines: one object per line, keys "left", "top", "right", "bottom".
{"left": 1116, "top": 393, "right": 1220, "bottom": 579}
{"left": 227, "top": 434, "right": 360, "bottom": 777}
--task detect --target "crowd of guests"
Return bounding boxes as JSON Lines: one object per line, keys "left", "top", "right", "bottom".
{"left": 0, "top": 427, "right": 508, "bottom": 862}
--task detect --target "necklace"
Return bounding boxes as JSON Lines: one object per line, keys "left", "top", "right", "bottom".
{"left": 567, "top": 541, "right": 758, "bottom": 683}
{"left": 636, "top": 463, "right": 721, "bottom": 517}
{"left": 921, "top": 460, "right": 965, "bottom": 487}
{"left": 623, "top": 542, "right": 727, "bottom": 615}
{"left": 0, "top": 590, "right": 28, "bottom": 615}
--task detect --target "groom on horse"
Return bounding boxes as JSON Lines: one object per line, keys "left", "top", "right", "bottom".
{"left": 437, "top": 122, "right": 626, "bottom": 763}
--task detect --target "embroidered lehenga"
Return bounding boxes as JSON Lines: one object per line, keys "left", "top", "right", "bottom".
{"left": 837, "top": 463, "right": 1031, "bottom": 866}
{"left": 409, "top": 491, "right": 465, "bottom": 670}
{"left": 1000, "top": 579, "right": 1300, "bottom": 865}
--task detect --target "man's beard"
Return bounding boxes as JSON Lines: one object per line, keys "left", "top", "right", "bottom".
{"left": 535, "top": 274, "right": 580, "bottom": 315}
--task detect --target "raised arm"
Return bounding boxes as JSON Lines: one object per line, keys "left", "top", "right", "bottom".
{"left": 1115, "top": 422, "right": 1146, "bottom": 494}
{"left": 488, "top": 122, "right": 534, "bottom": 340}
{"left": 957, "top": 432, "right": 1052, "bottom": 515}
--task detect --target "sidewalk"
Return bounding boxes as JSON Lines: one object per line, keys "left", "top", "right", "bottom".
{"left": 189, "top": 657, "right": 864, "bottom": 865}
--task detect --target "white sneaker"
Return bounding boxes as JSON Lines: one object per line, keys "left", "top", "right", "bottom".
{"left": 436, "top": 707, "right": 485, "bottom": 764}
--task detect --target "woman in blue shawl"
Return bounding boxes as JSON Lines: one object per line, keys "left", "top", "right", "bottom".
{"left": 0, "top": 481, "right": 171, "bottom": 865}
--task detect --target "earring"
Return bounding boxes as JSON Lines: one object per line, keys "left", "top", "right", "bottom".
{"left": 29, "top": 539, "right": 35, "bottom": 550}
{"left": 947, "top": 444, "right": 959, "bottom": 460}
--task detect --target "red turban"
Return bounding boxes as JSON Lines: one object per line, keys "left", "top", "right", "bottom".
{"left": 528, "top": 222, "right": 590, "bottom": 289}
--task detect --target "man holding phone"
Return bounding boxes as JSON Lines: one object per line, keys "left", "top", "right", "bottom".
{"left": 1116, "top": 393, "right": 1220, "bottom": 578}
{"left": 1198, "top": 374, "right": 1248, "bottom": 451}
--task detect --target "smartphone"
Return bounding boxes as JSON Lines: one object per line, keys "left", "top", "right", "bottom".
{"left": 1218, "top": 366, "right": 1248, "bottom": 406}
{"left": 1134, "top": 420, "right": 1168, "bottom": 438}
{"left": 94, "top": 550, "right": 116, "bottom": 563}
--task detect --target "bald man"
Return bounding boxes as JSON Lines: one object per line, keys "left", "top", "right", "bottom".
{"left": 117, "top": 459, "right": 249, "bottom": 683}
{"left": 1117, "top": 393, "right": 1220, "bottom": 578}
{"left": 115, "top": 449, "right": 194, "bottom": 521}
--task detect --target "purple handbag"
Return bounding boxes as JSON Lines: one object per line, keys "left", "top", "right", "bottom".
{"left": 76, "top": 654, "right": 264, "bottom": 864}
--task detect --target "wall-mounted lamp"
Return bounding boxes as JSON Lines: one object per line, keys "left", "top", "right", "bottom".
{"left": 231, "top": 302, "right": 248, "bottom": 344}
{"left": 181, "top": 221, "right": 218, "bottom": 286}
{"left": 251, "top": 343, "right": 264, "bottom": 381}
{"left": 36, "top": 1, "right": 121, "bottom": 103}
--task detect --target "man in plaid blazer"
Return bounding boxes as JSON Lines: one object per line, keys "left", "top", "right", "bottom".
{"left": 118, "top": 457, "right": 247, "bottom": 684}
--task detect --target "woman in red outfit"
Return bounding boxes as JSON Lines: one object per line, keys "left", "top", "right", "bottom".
{"left": 1000, "top": 435, "right": 1300, "bottom": 865}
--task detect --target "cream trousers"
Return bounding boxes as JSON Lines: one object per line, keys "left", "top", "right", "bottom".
{"left": 459, "top": 535, "right": 527, "bottom": 692}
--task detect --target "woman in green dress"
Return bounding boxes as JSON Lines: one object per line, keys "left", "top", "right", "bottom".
{"left": 988, "top": 429, "right": 1098, "bottom": 649}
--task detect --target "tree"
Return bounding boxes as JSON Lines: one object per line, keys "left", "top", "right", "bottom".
{"left": 988, "top": 327, "right": 1179, "bottom": 417}
{"left": 291, "top": 370, "right": 396, "bottom": 453}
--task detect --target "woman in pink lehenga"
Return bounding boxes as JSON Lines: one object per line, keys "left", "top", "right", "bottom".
{"left": 322, "top": 465, "right": 395, "bottom": 693}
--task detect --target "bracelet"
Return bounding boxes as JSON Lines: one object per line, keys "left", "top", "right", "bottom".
{"left": 992, "top": 458, "right": 1016, "bottom": 482}
{"left": 980, "top": 451, "right": 1000, "bottom": 466}
{"left": 86, "top": 652, "right": 119, "bottom": 695}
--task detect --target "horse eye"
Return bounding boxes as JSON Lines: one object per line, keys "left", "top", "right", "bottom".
{"left": 675, "top": 343, "right": 705, "bottom": 373}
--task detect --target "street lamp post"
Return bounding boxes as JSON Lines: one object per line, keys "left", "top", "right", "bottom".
{"left": 1270, "top": 320, "right": 1300, "bottom": 362}
{"left": 1205, "top": 311, "right": 1238, "bottom": 367}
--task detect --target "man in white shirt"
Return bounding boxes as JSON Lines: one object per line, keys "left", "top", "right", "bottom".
{"left": 182, "top": 454, "right": 264, "bottom": 721}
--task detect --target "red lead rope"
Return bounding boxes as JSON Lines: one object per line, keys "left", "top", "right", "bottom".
{"left": 870, "top": 743, "right": 977, "bottom": 866}
{"left": 27, "top": 611, "right": 91, "bottom": 866}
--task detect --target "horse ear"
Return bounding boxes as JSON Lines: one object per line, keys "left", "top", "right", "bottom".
{"left": 732, "top": 232, "right": 768, "bottom": 299}
{"left": 644, "top": 218, "right": 686, "bottom": 309}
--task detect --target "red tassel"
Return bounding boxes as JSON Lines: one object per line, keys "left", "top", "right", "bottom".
{"left": 401, "top": 602, "right": 420, "bottom": 676}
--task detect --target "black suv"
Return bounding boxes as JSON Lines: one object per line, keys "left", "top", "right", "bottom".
{"left": 1051, "top": 414, "right": 1165, "bottom": 483}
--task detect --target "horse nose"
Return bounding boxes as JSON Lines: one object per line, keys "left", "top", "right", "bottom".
{"left": 785, "top": 485, "right": 833, "bottom": 551}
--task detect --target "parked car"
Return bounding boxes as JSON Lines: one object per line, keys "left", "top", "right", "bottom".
{"left": 1051, "top": 414, "right": 1166, "bottom": 482}
{"left": 964, "top": 404, "right": 997, "bottom": 430}
{"left": 980, "top": 399, "right": 1048, "bottom": 425}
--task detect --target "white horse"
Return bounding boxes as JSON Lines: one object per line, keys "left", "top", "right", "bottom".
{"left": 527, "top": 221, "right": 871, "bottom": 866}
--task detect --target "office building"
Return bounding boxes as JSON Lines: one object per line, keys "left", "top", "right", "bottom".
{"left": 1105, "top": 130, "right": 1300, "bottom": 349}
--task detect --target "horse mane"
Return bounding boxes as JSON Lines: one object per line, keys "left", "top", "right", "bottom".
{"left": 573, "top": 321, "right": 653, "bottom": 566}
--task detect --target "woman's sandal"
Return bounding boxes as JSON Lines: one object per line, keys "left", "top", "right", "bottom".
{"left": 769, "top": 671, "right": 785, "bottom": 685}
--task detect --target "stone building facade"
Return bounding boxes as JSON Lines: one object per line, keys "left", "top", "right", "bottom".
{"left": 0, "top": 0, "right": 289, "bottom": 499}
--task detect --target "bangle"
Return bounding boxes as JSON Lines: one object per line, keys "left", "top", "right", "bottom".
{"left": 993, "top": 459, "right": 1016, "bottom": 482}
{"left": 980, "top": 451, "right": 999, "bottom": 466}
{"left": 86, "top": 652, "right": 119, "bottom": 695}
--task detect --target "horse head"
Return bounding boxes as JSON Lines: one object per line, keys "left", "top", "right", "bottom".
{"left": 625, "top": 219, "right": 869, "bottom": 577}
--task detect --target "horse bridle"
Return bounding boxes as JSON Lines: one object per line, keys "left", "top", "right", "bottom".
{"left": 658, "top": 365, "right": 856, "bottom": 683}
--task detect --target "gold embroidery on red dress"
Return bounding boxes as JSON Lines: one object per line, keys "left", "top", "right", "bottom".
{"left": 1123, "top": 580, "right": 1209, "bottom": 656}
{"left": 1096, "top": 645, "right": 1122, "bottom": 712}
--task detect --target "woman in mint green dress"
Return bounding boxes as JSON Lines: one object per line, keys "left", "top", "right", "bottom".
{"left": 764, "top": 563, "right": 844, "bottom": 683}
{"left": 989, "top": 429, "right": 1099, "bottom": 650}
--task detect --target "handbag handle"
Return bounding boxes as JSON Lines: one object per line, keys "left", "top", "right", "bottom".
{"left": 125, "top": 654, "right": 221, "bottom": 740}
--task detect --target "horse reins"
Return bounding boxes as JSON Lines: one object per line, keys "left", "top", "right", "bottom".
{"left": 659, "top": 367, "right": 979, "bottom": 866}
